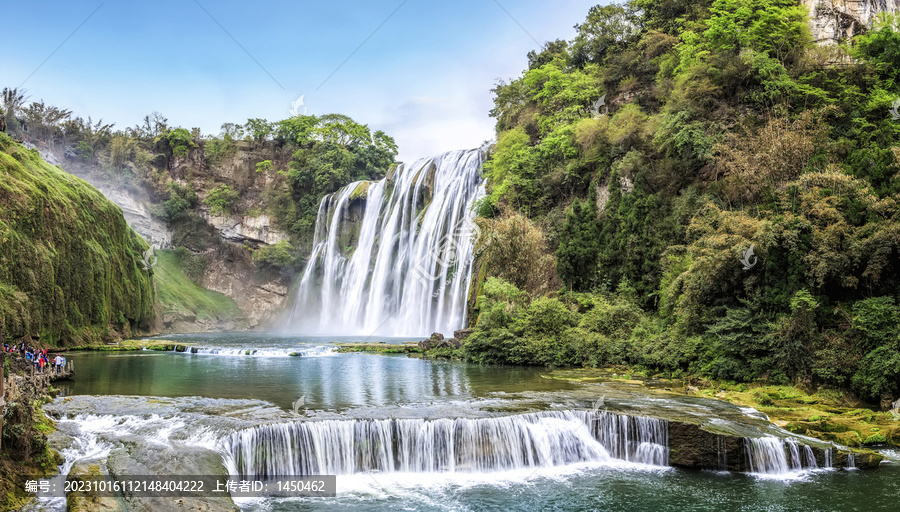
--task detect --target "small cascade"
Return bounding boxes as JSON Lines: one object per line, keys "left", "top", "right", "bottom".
{"left": 222, "top": 411, "right": 668, "bottom": 477}
{"left": 745, "top": 437, "right": 791, "bottom": 475}
{"left": 802, "top": 445, "right": 818, "bottom": 469}
{"left": 847, "top": 452, "right": 856, "bottom": 469}
{"left": 786, "top": 439, "right": 802, "bottom": 471}
{"left": 186, "top": 346, "right": 337, "bottom": 357}
{"left": 824, "top": 448, "right": 832, "bottom": 468}
{"left": 589, "top": 412, "right": 669, "bottom": 466}
{"left": 744, "top": 437, "right": 823, "bottom": 476}
{"left": 716, "top": 435, "right": 728, "bottom": 470}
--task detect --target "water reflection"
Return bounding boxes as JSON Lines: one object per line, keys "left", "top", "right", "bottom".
{"left": 56, "top": 335, "right": 574, "bottom": 410}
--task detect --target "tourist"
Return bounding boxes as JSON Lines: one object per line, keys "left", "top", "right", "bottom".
{"left": 54, "top": 354, "right": 63, "bottom": 374}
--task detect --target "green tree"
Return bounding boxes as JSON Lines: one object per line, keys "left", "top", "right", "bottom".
{"left": 556, "top": 188, "right": 600, "bottom": 291}
{"left": 1, "top": 87, "right": 29, "bottom": 134}
{"left": 204, "top": 184, "right": 240, "bottom": 216}
{"left": 243, "top": 118, "right": 274, "bottom": 143}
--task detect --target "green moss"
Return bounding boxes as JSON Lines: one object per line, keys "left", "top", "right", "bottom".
{"left": 153, "top": 250, "right": 242, "bottom": 321}
{"left": 335, "top": 342, "right": 423, "bottom": 354}
{"left": 0, "top": 133, "right": 154, "bottom": 344}
{"left": 752, "top": 389, "right": 774, "bottom": 406}
{"left": 863, "top": 433, "right": 887, "bottom": 444}
{"left": 349, "top": 181, "right": 372, "bottom": 200}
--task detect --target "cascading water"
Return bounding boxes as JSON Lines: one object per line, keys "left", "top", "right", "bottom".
{"left": 222, "top": 411, "right": 669, "bottom": 477}
{"left": 745, "top": 437, "right": 791, "bottom": 475}
{"left": 802, "top": 444, "right": 818, "bottom": 469}
{"left": 184, "top": 346, "right": 336, "bottom": 357}
{"left": 590, "top": 412, "right": 669, "bottom": 466}
{"left": 716, "top": 435, "right": 728, "bottom": 470}
{"left": 285, "top": 149, "right": 485, "bottom": 337}
{"left": 744, "top": 437, "right": 824, "bottom": 476}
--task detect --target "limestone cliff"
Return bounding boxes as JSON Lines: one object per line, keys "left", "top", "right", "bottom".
{"left": 804, "top": 0, "right": 900, "bottom": 44}
{"left": 23, "top": 137, "right": 294, "bottom": 331}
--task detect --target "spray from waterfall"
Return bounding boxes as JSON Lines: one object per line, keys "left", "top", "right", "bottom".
{"left": 284, "top": 149, "right": 485, "bottom": 337}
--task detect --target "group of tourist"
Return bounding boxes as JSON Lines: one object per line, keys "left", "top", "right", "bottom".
{"left": 2, "top": 342, "right": 67, "bottom": 374}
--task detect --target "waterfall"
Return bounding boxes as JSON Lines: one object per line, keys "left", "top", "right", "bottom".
{"left": 745, "top": 438, "right": 791, "bottom": 475}
{"left": 802, "top": 444, "right": 818, "bottom": 469}
{"left": 285, "top": 149, "right": 485, "bottom": 337}
{"left": 716, "top": 435, "right": 728, "bottom": 470}
{"left": 847, "top": 452, "right": 856, "bottom": 469}
{"left": 590, "top": 412, "right": 669, "bottom": 466}
{"left": 824, "top": 448, "right": 832, "bottom": 468}
{"left": 222, "top": 411, "right": 668, "bottom": 477}
{"left": 744, "top": 437, "right": 823, "bottom": 476}
{"left": 787, "top": 439, "right": 802, "bottom": 471}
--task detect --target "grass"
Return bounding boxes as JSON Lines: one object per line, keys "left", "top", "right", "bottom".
{"left": 153, "top": 250, "right": 242, "bottom": 321}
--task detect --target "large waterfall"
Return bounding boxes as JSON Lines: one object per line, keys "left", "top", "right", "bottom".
{"left": 286, "top": 149, "right": 485, "bottom": 336}
{"left": 222, "top": 411, "right": 669, "bottom": 477}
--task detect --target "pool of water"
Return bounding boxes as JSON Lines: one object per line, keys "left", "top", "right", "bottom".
{"left": 56, "top": 333, "right": 576, "bottom": 411}
{"left": 42, "top": 333, "right": 899, "bottom": 512}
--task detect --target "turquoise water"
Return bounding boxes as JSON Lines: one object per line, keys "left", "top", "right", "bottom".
{"left": 47, "top": 333, "right": 899, "bottom": 511}
{"left": 57, "top": 334, "right": 575, "bottom": 410}
{"left": 245, "top": 463, "right": 900, "bottom": 512}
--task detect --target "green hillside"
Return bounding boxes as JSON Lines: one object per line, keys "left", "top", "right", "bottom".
{"left": 154, "top": 249, "right": 242, "bottom": 323}
{"left": 458, "top": 1, "right": 900, "bottom": 403}
{"left": 0, "top": 132, "right": 154, "bottom": 344}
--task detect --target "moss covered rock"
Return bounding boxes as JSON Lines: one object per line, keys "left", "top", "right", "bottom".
{"left": 0, "top": 133, "right": 154, "bottom": 344}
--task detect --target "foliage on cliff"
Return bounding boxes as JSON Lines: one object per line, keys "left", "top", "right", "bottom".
{"left": 3, "top": 99, "right": 399, "bottom": 266}
{"left": 466, "top": 2, "right": 900, "bottom": 402}
{"left": 0, "top": 132, "right": 155, "bottom": 344}
{"left": 153, "top": 250, "right": 242, "bottom": 323}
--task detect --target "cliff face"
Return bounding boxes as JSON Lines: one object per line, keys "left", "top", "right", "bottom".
{"left": 0, "top": 133, "right": 155, "bottom": 344}
{"left": 804, "top": 0, "right": 900, "bottom": 43}
{"left": 25, "top": 138, "right": 295, "bottom": 331}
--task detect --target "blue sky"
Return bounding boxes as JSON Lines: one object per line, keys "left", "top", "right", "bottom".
{"left": 3, "top": 0, "right": 599, "bottom": 163}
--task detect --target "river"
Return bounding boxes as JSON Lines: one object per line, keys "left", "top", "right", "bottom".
{"left": 39, "top": 333, "right": 899, "bottom": 511}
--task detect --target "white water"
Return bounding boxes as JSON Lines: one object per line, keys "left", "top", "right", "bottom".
{"left": 744, "top": 437, "right": 825, "bottom": 478}
{"left": 184, "top": 345, "right": 337, "bottom": 357}
{"left": 285, "top": 149, "right": 485, "bottom": 337}
{"left": 222, "top": 410, "right": 669, "bottom": 477}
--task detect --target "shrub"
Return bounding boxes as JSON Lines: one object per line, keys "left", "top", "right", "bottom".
{"left": 256, "top": 160, "right": 273, "bottom": 173}
{"left": 204, "top": 185, "right": 240, "bottom": 216}
{"left": 753, "top": 389, "right": 774, "bottom": 406}
{"left": 253, "top": 240, "right": 295, "bottom": 269}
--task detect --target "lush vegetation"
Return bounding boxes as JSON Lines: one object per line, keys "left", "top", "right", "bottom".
{"left": 2, "top": 95, "right": 399, "bottom": 264}
{"left": 460, "top": 2, "right": 900, "bottom": 403}
{"left": 153, "top": 250, "right": 242, "bottom": 322}
{"left": 0, "top": 132, "right": 155, "bottom": 344}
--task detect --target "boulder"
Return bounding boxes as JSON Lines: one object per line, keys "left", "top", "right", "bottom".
{"left": 453, "top": 329, "right": 474, "bottom": 341}
{"left": 418, "top": 332, "right": 461, "bottom": 350}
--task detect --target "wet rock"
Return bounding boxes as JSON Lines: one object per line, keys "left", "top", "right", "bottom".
{"left": 66, "top": 463, "right": 125, "bottom": 512}
{"left": 668, "top": 421, "right": 748, "bottom": 471}
{"left": 453, "top": 329, "right": 473, "bottom": 341}
{"left": 106, "top": 439, "right": 239, "bottom": 511}
{"left": 419, "top": 332, "right": 460, "bottom": 350}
